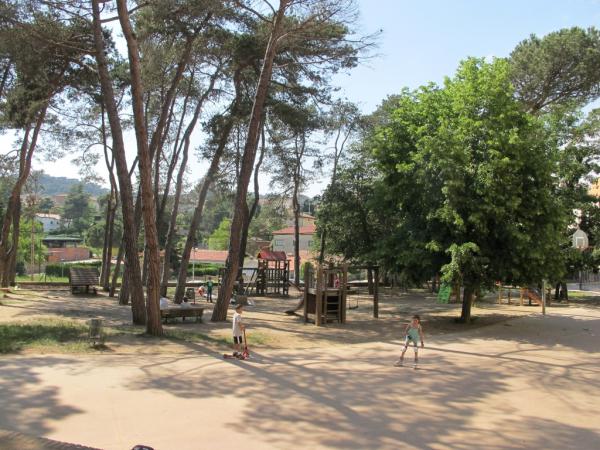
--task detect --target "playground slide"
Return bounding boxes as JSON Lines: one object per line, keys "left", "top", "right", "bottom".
{"left": 527, "top": 290, "right": 542, "bottom": 305}
{"left": 285, "top": 298, "right": 304, "bottom": 315}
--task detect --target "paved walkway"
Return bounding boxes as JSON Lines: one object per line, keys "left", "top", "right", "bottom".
{"left": 1, "top": 306, "right": 599, "bottom": 449}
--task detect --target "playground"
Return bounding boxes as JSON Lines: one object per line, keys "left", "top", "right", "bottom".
{"left": 1, "top": 287, "right": 600, "bottom": 449}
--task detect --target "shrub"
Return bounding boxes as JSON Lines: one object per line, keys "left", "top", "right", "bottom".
{"left": 45, "top": 260, "right": 102, "bottom": 277}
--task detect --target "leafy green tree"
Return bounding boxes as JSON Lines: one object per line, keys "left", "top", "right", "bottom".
{"left": 62, "top": 184, "right": 93, "bottom": 235}
{"left": 208, "top": 218, "right": 231, "bottom": 250}
{"left": 248, "top": 197, "right": 290, "bottom": 241}
{"left": 37, "top": 197, "right": 54, "bottom": 213}
{"left": 510, "top": 27, "right": 600, "bottom": 113}
{"left": 17, "top": 219, "right": 46, "bottom": 270}
{"left": 325, "top": 58, "right": 566, "bottom": 322}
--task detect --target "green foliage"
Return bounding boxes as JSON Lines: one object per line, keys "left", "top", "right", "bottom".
{"left": 85, "top": 218, "right": 122, "bottom": 249}
{"left": 37, "top": 197, "right": 54, "bottom": 213}
{"left": 17, "top": 219, "right": 46, "bottom": 265}
{"left": 323, "top": 58, "right": 567, "bottom": 303}
{"left": 510, "top": 27, "right": 600, "bottom": 113}
{"left": 62, "top": 184, "right": 94, "bottom": 236}
{"left": 45, "top": 261, "right": 101, "bottom": 278}
{"left": 248, "top": 197, "right": 290, "bottom": 241}
{"left": 187, "top": 263, "right": 221, "bottom": 277}
{"left": 207, "top": 217, "right": 231, "bottom": 250}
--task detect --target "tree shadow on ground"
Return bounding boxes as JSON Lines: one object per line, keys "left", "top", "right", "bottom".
{"left": 116, "top": 333, "right": 600, "bottom": 449}
{"left": 0, "top": 357, "right": 84, "bottom": 436}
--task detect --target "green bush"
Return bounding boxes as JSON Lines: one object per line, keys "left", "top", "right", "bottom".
{"left": 186, "top": 263, "right": 221, "bottom": 277}
{"left": 45, "top": 261, "right": 102, "bottom": 277}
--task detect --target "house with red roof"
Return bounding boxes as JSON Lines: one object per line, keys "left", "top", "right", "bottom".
{"left": 271, "top": 214, "right": 316, "bottom": 254}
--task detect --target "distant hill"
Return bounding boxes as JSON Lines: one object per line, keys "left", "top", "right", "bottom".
{"left": 38, "top": 174, "right": 108, "bottom": 197}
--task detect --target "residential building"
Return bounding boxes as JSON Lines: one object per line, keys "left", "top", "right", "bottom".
{"left": 272, "top": 223, "right": 316, "bottom": 254}
{"left": 43, "top": 235, "right": 90, "bottom": 262}
{"left": 35, "top": 213, "right": 61, "bottom": 232}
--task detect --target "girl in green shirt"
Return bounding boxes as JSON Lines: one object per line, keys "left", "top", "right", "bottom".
{"left": 395, "top": 314, "right": 425, "bottom": 369}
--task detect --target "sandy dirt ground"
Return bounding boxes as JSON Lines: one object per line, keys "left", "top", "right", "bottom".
{"left": 1, "top": 288, "right": 599, "bottom": 449}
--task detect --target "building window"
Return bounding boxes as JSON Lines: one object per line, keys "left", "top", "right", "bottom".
{"left": 575, "top": 236, "right": 585, "bottom": 248}
{"left": 274, "top": 240, "right": 284, "bottom": 248}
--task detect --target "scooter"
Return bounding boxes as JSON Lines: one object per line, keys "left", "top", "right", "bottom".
{"left": 223, "top": 329, "right": 250, "bottom": 360}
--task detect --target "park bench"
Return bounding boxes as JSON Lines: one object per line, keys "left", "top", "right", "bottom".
{"left": 69, "top": 267, "right": 99, "bottom": 295}
{"left": 160, "top": 306, "right": 204, "bottom": 323}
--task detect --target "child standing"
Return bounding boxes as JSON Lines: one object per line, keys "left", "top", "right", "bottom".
{"left": 206, "top": 277, "right": 214, "bottom": 303}
{"left": 395, "top": 315, "right": 425, "bottom": 368}
{"left": 232, "top": 304, "right": 245, "bottom": 358}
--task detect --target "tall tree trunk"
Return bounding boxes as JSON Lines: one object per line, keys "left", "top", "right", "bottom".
{"left": 92, "top": 0, "right": 145, "bottom": 324}
{"left": 103, "top": 197, "right": 118, "bottom": 291}
{"left": 172, "top": 123, "right": 231, "bottom": 304}
{"left": 100, "top": 185, "right": 115, "bottom": 289}
{"left": 118, "top": 265, "right": 131, "bottom": 305}
{"left": 319, "top": 126, "right": 348, "bottom": 263}
{"left": 160, "top": 71, "right": 219, "bottom": 297}
{"left": 159, "top": 140, "right": 189, "bottom": 297}
{"left": 8, "top": 199, "right": 20, "bottom": 286}
{"left": 239, "top": 119, "right": 266, "bottom": 269}
{"left": 292, "top": 167, "right": 301, "bottom": 287}
{"left": 459, "top": 285, "right": 474, "bottom": 323}
{"left": 117, "top": 0, "right": 163, "bottom": 336}
{"left": 173, "top": 70, "right": 244, "bottom": 304}
{"left": 212, "top": 1, "right": 289, "bottom": 321}
{"left": 0, "top": 105, "right": 46, "bottom": 286}
{"left": 110, "top": 240, "right": 124, "bottom": 298}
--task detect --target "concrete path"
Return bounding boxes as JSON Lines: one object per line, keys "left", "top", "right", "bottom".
{"left": 1, "top": 306, "right": 599, "bottom": 449}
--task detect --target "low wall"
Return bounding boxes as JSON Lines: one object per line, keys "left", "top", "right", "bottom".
{"left": 47, "top": 247, "right": 91, "bottom": 263}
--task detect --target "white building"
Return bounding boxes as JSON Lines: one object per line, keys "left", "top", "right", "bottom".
{"left": 272, "top": 223, "right": 316, "bottom": 254}
{"left": 36, "top": 213, "right": 61, "bottom": 232}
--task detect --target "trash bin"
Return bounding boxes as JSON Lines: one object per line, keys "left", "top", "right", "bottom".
{"left": 88, "top": 318, "right": 105, "bottom": 347}
{"left": 185, "top": 287, "right": 195, "bottom": 302}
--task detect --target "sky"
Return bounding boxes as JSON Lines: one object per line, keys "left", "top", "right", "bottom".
{"left": 7, "top": 0, "right": 600, "bottom": 196}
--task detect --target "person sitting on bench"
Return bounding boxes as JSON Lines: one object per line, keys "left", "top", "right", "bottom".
{"left": 160, "top": 297, "right": 169, "bottom": 309}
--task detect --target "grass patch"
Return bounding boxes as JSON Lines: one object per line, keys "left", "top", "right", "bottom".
{"left": 0, "top": 319, "right": 92, "bottom": 354}
{"left": 162, "top": 329, "right": 272, "bottom": 347}
{"left": 163, "top": 328, "right": 230, "bottom": 347}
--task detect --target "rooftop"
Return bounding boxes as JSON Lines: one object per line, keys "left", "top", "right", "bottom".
{"left": 272, "top": 224, "right": 317, "bottom": 235}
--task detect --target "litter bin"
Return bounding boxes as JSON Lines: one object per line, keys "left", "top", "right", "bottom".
{"left": 185, "top": 287, "right": 196, "bottom": 302}
{"left": 88, "top": 318, "right": 105, "bottom": 347}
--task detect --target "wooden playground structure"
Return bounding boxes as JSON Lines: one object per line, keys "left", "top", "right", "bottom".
{"left": 239, "top": 249, "right": 290, "bottom": 297}
{"left": 302, "top": 263, "right": 380, "bottom": 326}
{"left": 496, "top": 285, "right": 553, "bottom": 307}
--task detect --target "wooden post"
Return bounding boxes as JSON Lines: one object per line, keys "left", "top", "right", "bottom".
{"left": 541, "top": 280, "right": 546, "bottom": 315}
{"left": 341, "top": 264, "right": 348, "bottom": 323}
{"left": 303, "top": 263, "right": 310, "bottom": 323}
{"left": 507, "top": 288, "right": 511, "bottom": 305}
{"left": 373, "top": 266, "right": 379, "bottom": 318}
{"left": 316, "top": 264, "right": 323, "bottom": 326}
{"left": 497, "top": 285, "right": 502, "bottom": 304}
{"left": 519, "top": 288, "right": 524, "bottom": 306}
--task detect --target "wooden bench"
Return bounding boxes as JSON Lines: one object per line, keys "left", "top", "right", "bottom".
{"left": 69, "top": 268, "right": 99, "bottom": 295}
{"left": 160, "top": 307, "right": 204, "bottom": 323}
